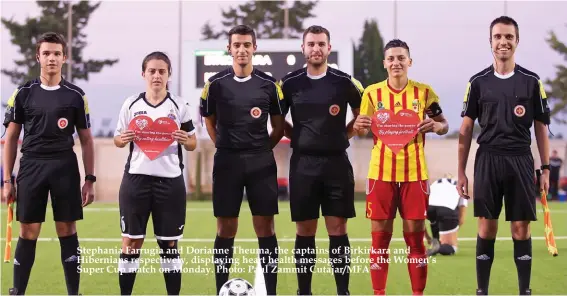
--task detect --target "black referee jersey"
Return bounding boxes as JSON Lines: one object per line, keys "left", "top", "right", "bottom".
{"left": 199, "top": 67, "right": 286, "bottom": 152}
{"left": 3, "top": 78, "right": 91, "bottom": 158}
{"left": 461, "top": 64, "right": 550, "bottom": 154}
{"left": 280, "top": 67, "right": 363, "bottom": 153}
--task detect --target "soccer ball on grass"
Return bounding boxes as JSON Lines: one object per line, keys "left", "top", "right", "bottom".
{"left": 219, "top": 278, "right": 256, "bottom": 296}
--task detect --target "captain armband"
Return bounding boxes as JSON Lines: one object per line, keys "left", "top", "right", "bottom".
{"left": 180, "top": 121, "right": 195, "bottom": 132}
{"left": 425, "top": 102, "right": 443, "bottom": 118}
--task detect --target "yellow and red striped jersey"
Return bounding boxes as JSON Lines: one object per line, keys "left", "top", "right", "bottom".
{"left": 360, "top": 79, "right": 440, "bottom": 182}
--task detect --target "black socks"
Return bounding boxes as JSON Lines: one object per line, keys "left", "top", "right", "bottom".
{"left": 59, "top": 233, "right": 81, "bottom": 295}
{"left": 158, "top": 240, "right": 182, "bottom": 295}
{"left": 258, "top": 235, "right": 279, "bottom": 295}
{"left": 13, "top": 237, "right": 37, "bottom": 295}
{"left": 329, "top": 234, "right": 351, "bottom": 295}
{"left": 476, "top": 235, "right": 495, "bottom": 294}
{"left": 213, "top": 235, "right": 235, "bottom": 294}
{"left": 438, "top": 244, "right": 456, "bottom": 255}
{"left": 513, "top": 238, "right": 532, "bottom": 294}
{"left": 118, "top": 252, "right": 140, "bottom": 295}
{"left": 294, "top": 235, "right": 316, "bottom": 295}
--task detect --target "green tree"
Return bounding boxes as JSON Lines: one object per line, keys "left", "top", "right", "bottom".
{"left": 201, "top": 1, "right": 318, "bottom": 40}
{"left": 2, "top": 1, "right": 118, "bottom": 86}
{"left": 352, "top": 19, "right": 388, "bottom": 139}
{"left": 353, "top": 19, "right": 388, "bottom": 87}
{"left": 353, "top": 42, "right": 363, "bottom": 82}
{"left": 201, "top": 21, "right": 223, "bottom": 40}
{"left": 545, "top": 27, "right": 567, "bottom": 123}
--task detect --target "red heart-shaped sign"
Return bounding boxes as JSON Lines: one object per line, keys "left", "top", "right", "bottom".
{"left": 371, "top": 109, "right": 420, "bottom": 154}
{"left": 128, "top": 115, "right": 178, "bottom": 160}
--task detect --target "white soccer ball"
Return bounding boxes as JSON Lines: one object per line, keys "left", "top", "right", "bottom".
{"left": 219, "top": 278, "right": 256, "bottom": 296}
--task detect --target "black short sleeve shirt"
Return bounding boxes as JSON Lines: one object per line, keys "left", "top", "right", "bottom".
{"left": 199, "top": 68, "right": 286, "bottom": 152}
{"left": 280, "top": 67, "right": 363, "bottom": 153}
{"left": 3, "top": 78, "right": 91, "bottom": 157}
{"left": 461, "top": 65, "right": 550, "bottom": 153}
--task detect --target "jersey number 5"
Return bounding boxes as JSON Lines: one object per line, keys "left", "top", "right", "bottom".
{"left": 366, "top": 202, "right": 373, "bottom": 218}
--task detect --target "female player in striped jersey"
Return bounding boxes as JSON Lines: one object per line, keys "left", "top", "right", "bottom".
{"left": 113, "top": 51, "right": 197, "bottom": 295}
{"left": 353, "top": 39, "right": 449, "bottom": 295}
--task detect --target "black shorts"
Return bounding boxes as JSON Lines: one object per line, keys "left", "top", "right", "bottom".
{"left": 289, "top": 151, "right": 356, "bottom": 222}
{"left": 119, "top": 173, "right": 186, "bottom": 240}
{"left": 473, "top": 149, "right": 537, "bottom": 221}
{"left": 16, "top": 154, "right": 82, "bottom": 223}
{"left": 212, "top": 150, "right": 278, "bottom": 217}
{"left": 427, "top": 205, "right": 459, "bottom": 234}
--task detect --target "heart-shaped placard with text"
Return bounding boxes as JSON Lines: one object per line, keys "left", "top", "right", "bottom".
{"left": 128, "top": 115, "right": 177, "bottom": 160}
{"left": 371, "top": 109, "right": 420, "bottom": 154}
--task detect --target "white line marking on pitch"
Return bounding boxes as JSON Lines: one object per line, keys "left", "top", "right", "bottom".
{"left": 3, "top": 208, "right": 566, "bottom": 214}
{"left": 1, "top": 236, "right": 566, "bottom": 243}
{"left": 82, "top": 208, "right": 567, "bottom": 214}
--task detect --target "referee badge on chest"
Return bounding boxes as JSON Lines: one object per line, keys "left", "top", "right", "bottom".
{"left": 57, "top": 118, "right": 68, "bottom": 129}
{"left": 514, "top": 105, "right": 526, "bottom": 117}
{"left": 167, "top": 109, "right": 176, "bottom": 120}
{"left": 250, "top": 107, "right": 262, "bottom": 119}
{"left": 329, "top": 104, "right": 340, "bottom": 116}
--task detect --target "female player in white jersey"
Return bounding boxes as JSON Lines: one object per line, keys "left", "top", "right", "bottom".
{"left": 113, "top": 51, "right": 197, "bottom": 295}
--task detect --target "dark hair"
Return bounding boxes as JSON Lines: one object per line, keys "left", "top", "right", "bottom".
{"left": 490, "top": 16, "right": 519, "bottom": 40}
{"left": 142, "top": 51, "right": 172, "bottom": 90}
{"left": 384, "top": 39, "right": 410, "bottom": 56}
{"left": 36, "top": 32, "right": 67, "bottom": 56}
{"left": 302, "top": 25, "right": 330, "bottom": 43}
{"left": 228, "top": 25, "right": 256, "bottom": 45}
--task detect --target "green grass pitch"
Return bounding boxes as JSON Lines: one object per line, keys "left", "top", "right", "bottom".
{"left": 1, "top": 201, "right": 567, "bottom": 295}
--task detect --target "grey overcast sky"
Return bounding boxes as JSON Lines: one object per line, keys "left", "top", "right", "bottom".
{"left": 2, "top": 0, "right": 567, "bottom": 137}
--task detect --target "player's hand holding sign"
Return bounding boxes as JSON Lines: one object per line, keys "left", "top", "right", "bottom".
{"left": 172, "top": 130, "right": 189, "bottom": 145}
{"left": 418, "top": 118, "right": 437, "bottom": 133}
{"left": 353, "top": 115, "right": 372, "bottom": 132}
{"left": 120, "top": 130, "right": 136, "bottom": 145}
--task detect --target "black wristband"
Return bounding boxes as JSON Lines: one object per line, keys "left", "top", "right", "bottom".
{"left": 85, "top": 175, "right": 96, "bottom": 182}
{"left": 541, "top": 164, "right": 550, "bottom": 171}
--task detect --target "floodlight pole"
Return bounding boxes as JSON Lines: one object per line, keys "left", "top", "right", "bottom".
{"left": 67, "top": 1, "right": 73, "bottom": 82}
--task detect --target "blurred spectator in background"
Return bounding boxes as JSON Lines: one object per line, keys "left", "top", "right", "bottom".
{"left": 549, "top": 150, "right": 563, "bottom": 200}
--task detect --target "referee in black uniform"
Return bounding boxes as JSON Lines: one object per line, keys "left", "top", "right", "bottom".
{"left": 2, "top": 32, "right": 95, "bottom": 295}
{"left": 279, "top": 25, "right": 362, "bottom": 296}
{"left": 457, "top": 17, "right": 550, "bottom": 296}
{"left": 199, "top": 25, "right": 286, "bottom": 295}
